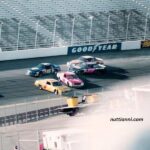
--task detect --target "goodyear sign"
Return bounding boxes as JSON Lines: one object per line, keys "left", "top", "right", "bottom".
{"left": 141, "top": 40, "right": 150, "bottom": 48}
{"left": 67, "top": 43, "right": 121, "bottom": 55}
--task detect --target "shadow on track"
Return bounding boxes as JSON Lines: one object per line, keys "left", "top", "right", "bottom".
{"left": 0, "top": 94, "right": 4, "bottom": 98}
{"left": 80, "top": 66, "right": 129, "bottom": 80}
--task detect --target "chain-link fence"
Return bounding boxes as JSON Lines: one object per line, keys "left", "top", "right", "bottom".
{"left": 2, "top": 85, "right": 146, "bottom": 150}
{"left": 0, "top": 88, "right": 140, "bottom": 150}
{"left": 0, "top": 86, "right": 138, "bottom": 127}
{"left": 0, "top": 97, "right": 67, "bottom": 127}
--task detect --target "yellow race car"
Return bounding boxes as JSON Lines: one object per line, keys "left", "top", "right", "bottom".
{"left": 34, "top": 79, "right": 71, "bottom": 95}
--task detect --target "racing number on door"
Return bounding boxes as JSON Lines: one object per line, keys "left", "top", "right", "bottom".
{"left": 46, "top": 69, "right": 51, "bottom": 73}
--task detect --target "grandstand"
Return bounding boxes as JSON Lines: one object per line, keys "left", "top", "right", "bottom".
{"left": 0, "top": 0, "right": 150, "bottom": 51}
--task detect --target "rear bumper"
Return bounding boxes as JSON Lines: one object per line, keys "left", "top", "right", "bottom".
{"left": 71, "top": 83, "right": 84, "bottom": 88}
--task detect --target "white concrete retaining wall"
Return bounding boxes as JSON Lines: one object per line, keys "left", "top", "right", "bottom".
{"left": 0, "top": 46, "right": 68, "bottom": 61}
{"left": 0, "top": 40, "right": 143, "bottom": 61}
{"left": 121, "top": 40, "right": 141, "bottom": 50}
{"left": 0, "top": 98, "right": 66, "bottom": 117}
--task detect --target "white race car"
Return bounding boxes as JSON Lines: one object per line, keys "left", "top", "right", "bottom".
{"left": 67, "top": 55, "right": 104, "bottom": 67}
{"left": 57, "top": 71, "right": 84, "bottom": 88}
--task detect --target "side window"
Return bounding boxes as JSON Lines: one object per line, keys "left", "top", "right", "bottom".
{"left": 79, "top": 57, "right": 82, "bottom": 60}
{"left": 45, "top": 65, "right": 51, "bottom": 69}
{"left": 39, "top": 64, "right": 44, "bottom": 69}
{"left": 81, "top": 63, "right": 86, "bottom": 69}
{"left": 46, "top": 82, "right": 51, "bottom": 85}
{"left": 37, "top": 64, "right": 42, "bottom": 69}
{"left": 42, "top": 65, "right": 46, "bottom": 69}
{"left": 85, "top": 58, "right": 88, "bottom": 62}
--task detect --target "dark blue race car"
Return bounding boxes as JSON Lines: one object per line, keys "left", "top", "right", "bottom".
{"left": 26, "top": 63, "right": 61, "bottom": 77}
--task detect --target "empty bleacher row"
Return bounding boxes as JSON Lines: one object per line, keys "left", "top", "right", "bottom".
{"left": 131, "top": 0, "right": 150, "bottom": 12}
{"left": 0, "top": 0, "right": 149, "bottom": 51}
{"left": 0, "top": 9, "right": 149, "bottom": 51}
{"left": 0, "top": 0, "right": 135, "bottom": 18}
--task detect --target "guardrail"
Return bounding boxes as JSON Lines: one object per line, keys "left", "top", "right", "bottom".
{"left": 1, "top": 39, "right": 150, "bottom": 61}
{"left": 0, "top": 46, "right": 68, "bottom": 61}
{"left": 0, "top": 95, "right": 84, "bottom": 127}
{"left": 0, "top": 97, "right": 68, "bottom": 127}
{"left": 0, "top": 87, "right": 137, "bottom": 127}
{"left": 0, "top": 104, "right": 67, "bottom": 127}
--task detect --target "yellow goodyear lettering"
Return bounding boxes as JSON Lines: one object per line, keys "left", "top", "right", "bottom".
{"left": 142, "top": 40, "right": 150, "bottom": 48}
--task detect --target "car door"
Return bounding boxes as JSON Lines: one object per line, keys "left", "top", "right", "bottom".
{"left": 62, "top": 74, "right": 68, "bottom": 84}
{"left": 44, "top": 81, "right": 53, "bottom": 92}
{"left": 39, "top": 64, "right": 47, "bottom": 74}
{"left": 45, "top": 65, "right": 51, "bottom": 73}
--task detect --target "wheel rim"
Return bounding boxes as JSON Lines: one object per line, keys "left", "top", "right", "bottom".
{"left": 39, "top": 72, "right": 43, "bottom": 77}
{"left": 51, "top": 68, "right": 54, "bottom": 73}
{"left": 39, "top": 85, "right": 42, "bottom": 90}
{"left": 54, "top": 90, "right": 58, "bottom": 95}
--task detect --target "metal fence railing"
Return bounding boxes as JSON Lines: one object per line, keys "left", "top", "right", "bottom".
{"left": 0, "top": 97, "right": 68, "bottom": 127}
{"left": 0, "top": 86, "right": 138, "bottom": 127}
{"left": 0, "top": 88, "right": 140, "bottom": 150}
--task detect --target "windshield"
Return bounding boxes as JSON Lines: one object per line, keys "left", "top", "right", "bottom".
{"left": 85, "top": 58, "right": 94, "bottom": 62}
{"left": 80, "top": 57, "right": 96, "bottom": 62}
{"left": 86, "top": 64, "right": 99, "bottom": 68}
{"left": 66, "top": 74, "right": 78, "bottom": 79}
{"left": 37, "top": 64, "right": 43, "bottom": 68}
{"left": 52, "top": 81, "right": 62, "bottom": 86}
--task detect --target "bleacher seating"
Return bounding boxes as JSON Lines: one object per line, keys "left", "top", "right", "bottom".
{"left": 0, "top": 0, "right": 149, "bottom": 51}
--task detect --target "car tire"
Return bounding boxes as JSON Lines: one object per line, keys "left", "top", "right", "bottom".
{"left": 101, "top": 69, "right": 107, "bottom": 74}
{"left": 54, "top": 89, "right": 59, "bottom": 95}
{"left": 58, "top": 77, "right": 61, "bottom": 81}
{"left": 39, "top": 85, "right": 42, "bottom": 90}
{"left": 74, "top": 70, "right": 78, "bottom": 74}
{"left": 67, "top": 82, "right": 70, "bottom": 87}
{"left": 51, "top": 67, "right": 55, "bottom": 73}
{"left": 38, "top": 72, "right": 43, "bottom": 77}
{"left": 103, "top": 69, "right": 107, "bottom": 73}
{"left": 80, "top": 70, "right": 84, "bottom": 74}
{"left": 77, "top": 70, "right": 83, "bottom": 74}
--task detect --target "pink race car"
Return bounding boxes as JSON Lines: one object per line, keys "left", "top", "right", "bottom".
{"left": 57, "top": 71, "right": 84, "bottom": 88}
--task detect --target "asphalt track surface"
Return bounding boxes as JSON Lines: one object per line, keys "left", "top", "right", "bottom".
{"left": 0, "top": 48, "right": 150, "bottom": 105}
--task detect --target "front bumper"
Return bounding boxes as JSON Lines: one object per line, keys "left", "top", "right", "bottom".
{"left": 71, "top": 83, "right": 84, "bottom": 88}
{"left": 26, "top": 71, "right": 39, "bottom": 77}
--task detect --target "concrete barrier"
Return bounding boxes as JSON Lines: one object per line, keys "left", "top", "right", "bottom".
{"left": 0, "top": 46, "right": 68, "bottom": 61}
{"left": 0, "top": 40, "right": 144, "bottom": 61}
{"left": 121, "top": 40, "right": 141, "bottom": 50}
{"left": 0, "top": 97, "right": 67, "bottom": 117}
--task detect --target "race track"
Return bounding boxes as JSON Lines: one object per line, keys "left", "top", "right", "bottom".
{"left": 0, "top": 49, "right": 150, "bottom": 105}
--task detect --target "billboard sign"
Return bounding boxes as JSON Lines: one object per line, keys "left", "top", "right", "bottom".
{"left": 67, "top": 43, "right": 121, "bottom": 55}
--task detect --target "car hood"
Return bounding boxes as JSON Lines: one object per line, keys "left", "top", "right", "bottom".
{"left": 68, "top": 78, "right": 83, "bottom": 84}
{"left": 52, "top": 64, "right": 60, "bottom": 68}
{"left": 82, "top": 61, "right": 97, "bottom": 65}
{"left": 29, "top": 67, "right": 40, "bottom": 72}
{"left": 97, "top": 64, "right": 106, "bottom": 69}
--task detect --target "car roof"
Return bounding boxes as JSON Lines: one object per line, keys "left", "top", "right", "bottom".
{"left": 44, "top": 79, "right": 58, "bottom": 82}
{"left": 64, "top": 72, "right": 75, "bottom": 75}
{"left": 31, "top": 67, "right": 39, "bottom": 70}
{"left": 40, "top": 63, "right": 51, "bottom": 65}
{"left": 80, "top": 56, "right": 94, "bottom": 59}
{"left": 71, "top": 60, "right": 81, "bottom": 63}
